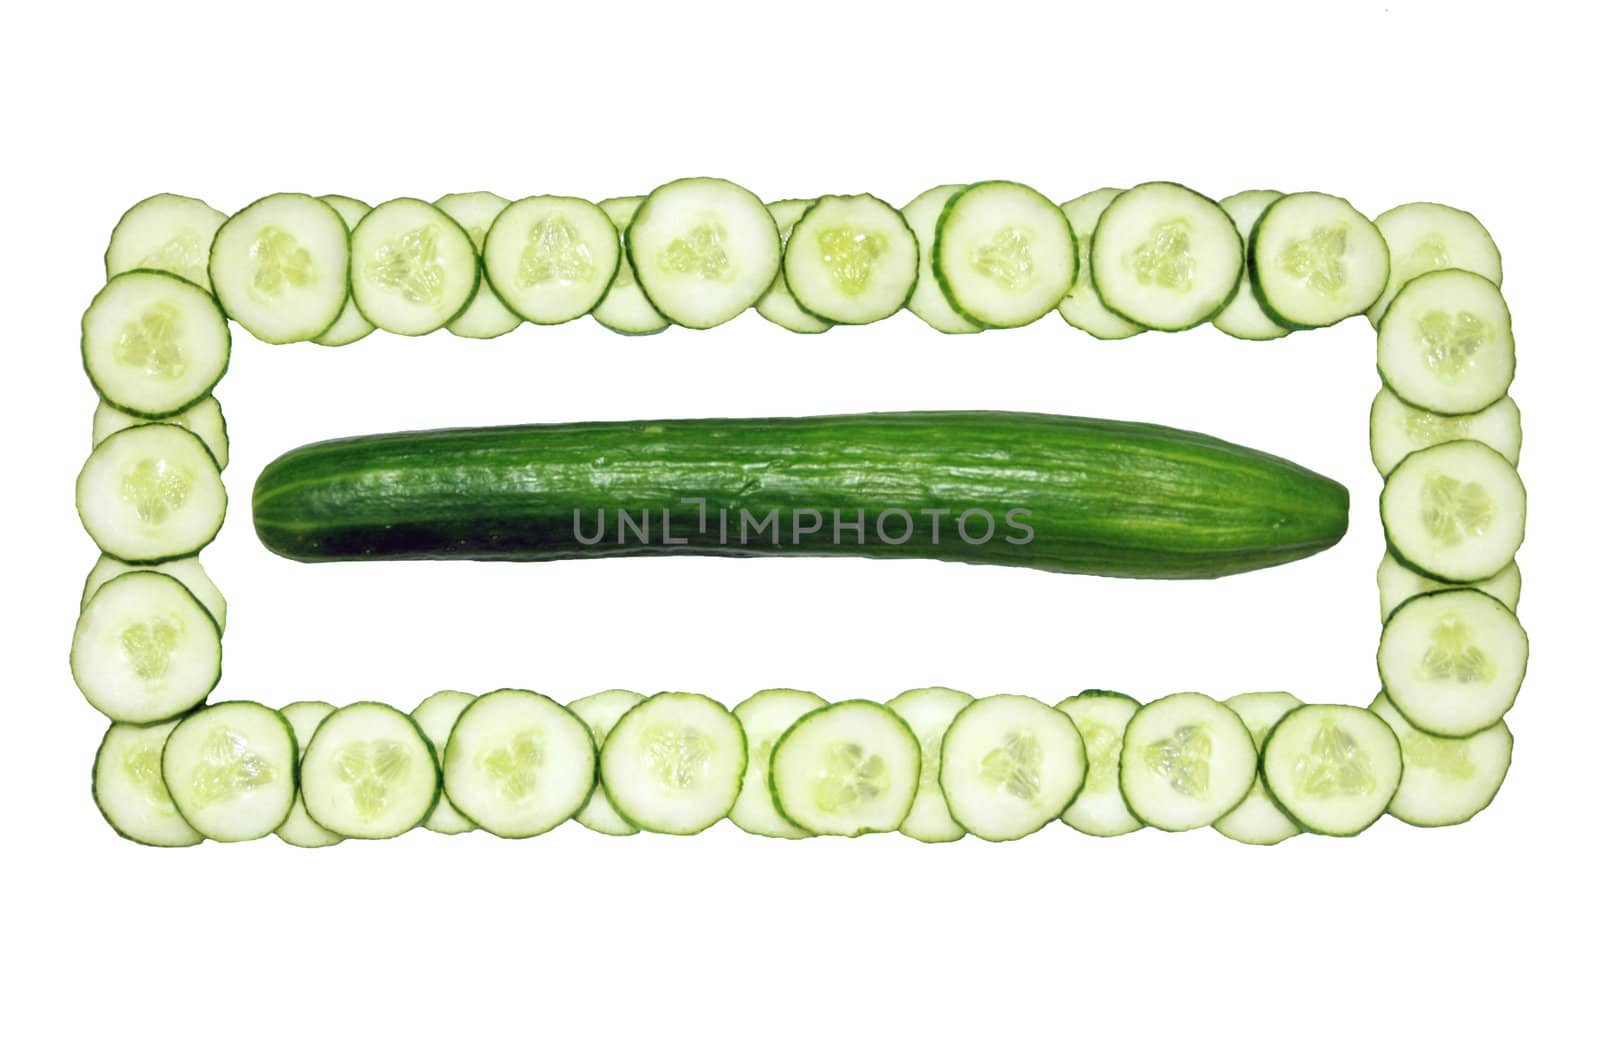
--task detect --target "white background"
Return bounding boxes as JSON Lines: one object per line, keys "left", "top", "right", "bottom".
{"left": 3, "top": 1, "right": 1592, "bottom": 1037}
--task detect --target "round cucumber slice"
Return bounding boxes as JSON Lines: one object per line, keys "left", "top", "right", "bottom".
{"left": 934, "top": 180, "right": 1076, "bottom": 329}
{"left": 600, "top": 691, "right": 745, "bottom": 835}
{"left": 71, "top": 570, "right": 220, "bottom": 724}
{"left": 939, "top": 694, "right": 1086, "bottom": 842}
{"left": 1368, "top": 201, "right": 1502, "bottom": 325}
{"left": 626, "top": 177, "right": 781, "bottom": 329}
{"left": 1055, "top": 690, "right": 1143, "bottom": 837}
{"left": 887, "top": 686, "right": 974, "bottom": 843}
{"left": 209, "top": 192, "right": 351, "bottom": 344}
{"left": 1369, "top": 388, "right": 1520, "bottom": 476}
{"left": 411, "top": 689, "right": 478, "bottom": 835}
{"left": 769, "top": 700, "right": 919, "bottom": 837}
{"left": 106, "top": 193, "right": 227, "bottom": 292}
{"left": 441, "top": 688, "right": 594, "bottom": 838}
{"left": 568, "top": 688, "right": 646, "bottom": 836}
{"left": 302, "top": 701, "right": 440, "bottom": 839}
{"left": 593, "top": 197, "right": 670, "bottom": 336}
{"left": 901, "top": 186, "right": 979, "bottom": 334}
{"left": 784, "top": 193, "right": 917, "bottom": 325}
{"left": 82, "top": 553, "right": 226, "bottom": 633}
{"left": 77, "top": 424, "right": 226, "bottom": 564}
{"left": 1119, "top": 692, "right": 1255, "bottom": 831}
{"left": 82, "top": 270, "right": 230, "bottom": 419}
{"left": 1370, "top": 693, "right": 1512, "bottom": 827}
{"left": 1378, "top": 589, "right": 1527, "bottom": 738}
{"left": 312, "top": 195, "right": 378, "bottom": 346}
{"left": 1212, "top": 691, "right": 1302, "bottom": 846}
{"left": 755, "top": 200, "right": 832, "bottom": 334}
{"left": 93, "top": 717, "right": 204, "bottom": 847}
{"left": 1381, "top": 439, "right": 1525, "bottom": 584}
{"left": 1249, "top": 191, "right": 1388, "bottom": 329}
{"left": 434, "top": 191, "right": 524, "bottom": 339}
{"left": 730, "top": 687, "right": 828, "bottom": 839}
{"left": 162, "top": 701, "right": 298, "bottom": 842}
{"left": 1260, "top": 704, "right": 1402, "bottom": 837}
{"left": 276, "top": 701, "right": 344, "bottom": 848}
{"left": 1058, "top": 188, "right": 1145, "bottom": 340}
{"left": 350, "top": 198, "right": 478, "bottom": 335}
{"left": 1091, "top": 182, "right": 1242, "bottom": 332}
{"left": 1212, "top": 190, "right": 1289, "bottom": 341}
{"left": 483, "top": 195, "right": 619, "bottom": 325}
{"left": 1377, "top": 552, "right": 1520, "bottom": 622}
{"left": 1378, "top": 268, "right": 1514, "bottom": 415}
{"left": 94, "top": 394, "right": 228, "bottom": 470}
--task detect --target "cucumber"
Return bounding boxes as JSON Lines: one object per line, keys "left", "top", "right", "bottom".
{"left": 1090, "top": 182, "right": 1242, "bottom": 331}
{"left": 755, "top": 200, "right": 832, "bottom": 334}
{"left": 769, "top": 700, "right": 919, "bottom": 837}
{"left": 209, "top": 192, "right": 350, "bottom": 343}
{"left": 79, "top": 424, "right": 226, "bottom": 563}
{"left": 625, "top": 177, "right": 780, "bottom": 329}
{"left": 901, "top": 186, "right": 979, "bottom": 334}
{"left": 592, "top": 197, "right": 670, "bottom": 336}
{"left": 938, "top": 694, "right": 1086, "bottom": 842}
{"left": 1260, "top": 704, "right": 1402, "bottom": 836}
{"left": 1118, "top": 692, "right": 1255, "bottom": 831}
{"left": 1212, "top": 190, "right": 1289, "bottom": 341}
{"left": 1378, "top": 552, "right": 1520, "bottom": 621}
{"left": 783, "top": 193, "right": 917, "bottom": 325}
{"left": 1369, "top": 388, "right": 1520, "bottom": 476}
{"left": 311, "top": 195, "right": 378, "bottom": 347}
{"left": 1377, "top": 269, "right": 1514, "bottom": 415}
{"left": 1381, "top": 439, "right": 1525, "bottom": 584}
{"left": 82, "top": 553, "right": 226, "bottom": 632}
{"left": 433, "top": 192, "right": 524, "bottom": 339}
{"left": 275, "top": 701, "right": 344, "bottom": 848}
{"left": 1368, "top": 202, "right": 1502, "bottom": 325}
{"left": 568, "top": 688, "right": 646, "bottom": 836}
{"left": 442, "top": 688, "right": 594, "bottom": 838}
{"left": 1370, "top": 693, "right": 1512, "bottom": 827}
{"left": 106, "top": 193, "right": 227, "bottom": 292}
{"left": 254, "top": 411, "right": 1349, "bottom": 580}
{"left": 94, "top": 394, "right": 228, "bottom": 470}
{"left": 93, "top": 718, "right": 204, "bottom": 847}
{"left": 82, "top": 270, "right": 230, "bottom": 418}
{"left": 934, "top": 181, "right": 1076, "bottom": 329}
{"left": 162, "top": 701, "right": 298, "bottom": 842}
{"left": 886, "top": 686, "right": 974, "bottom": 843}
{"left": 483, "top": 195, "right": 618, "bottom": 325}
{"left": 730, "top": 687, "right": 828, "bottom": 839}
{"left": 302, "top": 701, "right": 440, "bottom": 839}
{"left": 411, "top": 689, "right": 478, "bottom": 835}
{"left": 1248, "top": 191, "right": 1388, "bottom": 329}
{"left": 1212, "top": 691, "right": 1302, "bottom": 846}
{"left": 348, "top": 197, "right": 478, "bottom": 336}
{"left": 599, "top": 691, "right": 744, "bottom": 835}
{"left": 1378, "top": 589, "right": 1527, "bottom": 738}
{"left": 71, "top": 571, "right": 220, "bottom": 724}
{"left": 1057, "top": 188, "right": 1144, "bottom": 340}
{"left": 1055, "top": 690, "right": 1142, "bottom": 837}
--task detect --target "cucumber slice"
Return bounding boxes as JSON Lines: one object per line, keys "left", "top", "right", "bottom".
{"left": 933, "top": 181, "right": 1076, "bottom": 329}
{"left": 302, "top": 701, "right": 440, "bottom": 839}
{"left": 769, "top": 700, "right": 919, "bottom": 837}
{"left": 93, "top": 717, "right": 204, "bottom": 847}
{"left": 901, "top": 186, "right": 979, "bottom": 334}
{"left": 71, "top": 571, "right": 219, "bottom": 724}
{"left": 568, "top": 688, "right": 646, "bottom": 836}
{"left": 1118, "top": 692, "right": 1255, "bottom": 831}
{"left": 411, "top": 689, "right": 478, "bottom": 835}
{"left": 626, "top": 177, "right": 780, "bottom": 329}
{"left": 483, "top": 195, "right": 619, "bottom": 325}
{"left": 77, "top": 424, "right": 226, "bottom": 563}
{"left": 1369, "top": 201, "right": 1502, "bottom": 325}
{"left": 82, "top": 553, "right": 226, "bottom": 633}
{"left": 1369, "top": 388, "right": 1520, "bottom": 476}
{"left": 593, "top": 197, "right": 670, "bottom": 335}
{"left": 1378, "top": 552, "right": 1520, "bottom": 621}
{"left": 1212, "top": 691, "right": 1302, "bottom": 846}
{"left": 730, "top": 687, "right": 828, "bottom": 839}
{"left": 755, "top": 200, "right": 832, "bottom": 334}
{"left": 600, "top": 691, "right": 745, "bottom": 835}
{"left": 94, "top": 394, "right": 228, "bottom": 469}
{"left": 1212, "top": 190, "right": 1289, "bottom": 341}
{"left": 1378, "top": 589, "right": 1528, "bottom": 738}
{"left": 1091, "top": 182, "right": 1242, "bottom": 332}
{"left": 162, "top": 701, "right": 298, "bottom": 842}
{"left": 939, "top": 694, "right": 1086, "bottom": 842}
{"left": 886, "top": 686, "right": 974, "bottom": 843}
{"left": 1370, "top": 693, "right": 1513, "bottom": 827}
{"left": 442, "top": 688, "right": 593, "bottom": 838}
{"left": 1381, "top": 439, "right": 1525, "bottom": 584}
{"left": 1260, "top": 704, "right": 1402, "bottom": 836}
{"left": 1378, "top": 269, "right": 1514, "bottom": 415}
{"left": 349, "top": 198, "right": 478, "bottom": 335}
{"left": 275, "top": 701, "right": 344, "bottom": 848}
{"left": 1055, "top": 690, "right": 1142, "bottom": 837}
{"left": 783, "top": 193, "right": 917, "bottom": 324}
{"left": 311, "top": 195, "right": 378, "bottom": 346}
{"left": 1058, "top": 188, "right": 1144, "bottom": 340}
{"left": 105, "top": 193, "right": 227, "bottom": 292}
{"left": 209, "top": 192, "right": 350, "bottom": 343}
{"left": 1248, "top": 191, "right": 1388, "bottom": 329}
{"left": 82, "top": 270, "right": 230, "bottom": 419}
{"left": 434, "top": 192, "right": 524, "bottom": 339}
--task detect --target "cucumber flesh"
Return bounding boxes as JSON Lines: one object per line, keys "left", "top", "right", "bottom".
{"left": 1378, "top": 268, "right": 1514, "bottom": 415}
{"left": 433, "top": 192, "right": 524, "bottom": 339}
{"left": 82, "top": 553, "right": 226, "bottom": 633}
{"left": 626, "top": 177, "right": 780, "bottom": 329}
{"left": 1369, "top": 388, "right": 1520, "bottom": 476}
{"left": 1249, "top": 191, "right": 1388, "bottom": 329}
{"left": 1381, "top": 439, "right": 1525, "bottom": 584}
{"left": 302, "top": 701, "right": 440, "bottom": 839}
{"left": 592, "top": 197, "right": 670, "bottom": 336}
{"left": 600, "top": 691, "right": 744, "bottom": 835}
{"left": 1212, "top": 190, "right": 1289, "bottom": 341}
{"left": 939, "top": 694, "right": 1085, "bottom": 842}
{"left": 441, "top": 688, "right": 593, "bottom": 838}
{"left": 1055, "top": 690, "right": 1142, "bottom": 837}
{"left": 770, "top": 700, "right": 919, "bottom": 837}
{"left": 1378, "top": 552, "right": 1520, "bottom": 621}
{"left": 105, "top": 193, "right": 227, "bottom": 292}
{"left": 93, "top": 718, "right": 204, "bottom": 847}
{"left": 78, "top": 424, "right": 226, "bottom": 563}
{"left": 1091, "top": 182, "right": 1242, "bottom": 332}
{"left": 1378, "top": 589, "right": 1527, "bottom": 738}
{"left": 755, "top": 200, "right": 832, "bottom": 334}
{"left": 209, "top": 192, "right": 351, "bottom": 343}
{"left": 82, "top": 270, "right": 230, "bottom": 419}
{"left": 728, "top": 688, "right": 828, "bottom": 838}
{"left": 568, "top": 688, "right": 646, "bottom": 836}
{"left": 1368, "top": 202, "right": 1502, "bottom": 325}
{"left": 350, "top": 198, "right": 478, "bottom": 335}
{"left": 71, "top": 571, "right": 220, "bottom": 724}
{"left": 94, "top": 394, "right": 228, "bottom": 470}
{"left": 483, "top": 196, "right": 619, "bottom": 325}
{"left": 1260, "top": 704, "right": 1402, "bottom": 836}
{"left": 1212, "top": 691, "right": 1302, "bottom": 845}
{"left": 1370, "top": 693, "right": 1512, "bottom": 826}
{"left": 1058, "top": 189, "right": 1144, "bottom": 340}
{"left": 411, "top": 689, "right": 478, "bottom": 835}
{"left": 311, "top": 195, "right": 378, "bottom": 346}
{"left": 933, "top": 181, "right": 1076, "bottom": 329}
{"left": 1118, "top": 692, "right": 1255, "bottom": 831}
{"left": 887, "top": 686, "right": 974, "bottom": 842}
{"left": 162, "top": 702, "right": 298, "bottom": 842}
{"left": 901, "top": 186, "right": 979, "bottom": 334}
{"left": 784, "top": 193, "right": 917, "bottom": 325}
{"left": 275, "top": 701, "right": 344, "bottom": 848}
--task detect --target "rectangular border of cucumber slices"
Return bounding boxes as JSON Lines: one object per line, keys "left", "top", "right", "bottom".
{"left": 74, "top": 183, "right": 1524, "bottom": 846}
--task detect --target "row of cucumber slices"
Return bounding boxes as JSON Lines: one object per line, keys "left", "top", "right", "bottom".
{"left": 93, "top": 684, "right": 1513, "bottom": 849}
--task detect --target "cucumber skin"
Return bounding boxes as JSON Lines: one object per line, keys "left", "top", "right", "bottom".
{"left": 253, "top": 411, "right": 1348, "bottom": 580}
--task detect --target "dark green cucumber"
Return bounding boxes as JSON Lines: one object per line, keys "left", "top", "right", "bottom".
{"left": 253, "top": 411, "right": 1347, "bottom": 579}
